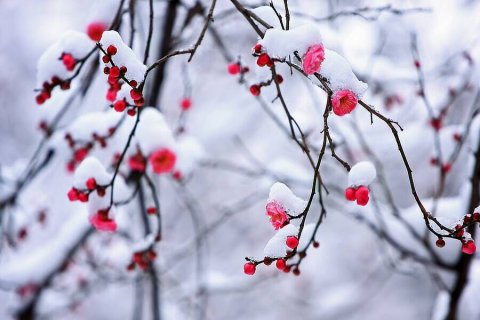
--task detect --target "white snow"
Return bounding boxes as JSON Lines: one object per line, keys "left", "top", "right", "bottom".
{"left": 268, "top": 182, "right": 306, "bottom": 215}
{"left": 73, "top": 156, "right": 112, "bottom": 189}
{"left": 87, "top": 0, "right": 122, "bottom": 26}
{"left": 99, "top": 31, "right": 147, "bottom": 83}
{"left": 320, "top": 49, "right": 368, "bottom": 97}
{"left": 36, "top": 31, "right": 92, "bottom": 87}
{"left": 298, "top": 223, "right": 316, "bottom": 250}
{"left": 260, "top": 24, "right": 322, "bottom": 59}
{"left": 263, "top": 224, "right": 298, "bottom": 258}
{"left": 135, "top": 108, "right": 176, "bottom": 155}
{"left": 347, "top": 161, "right": 376, "bottom": 187}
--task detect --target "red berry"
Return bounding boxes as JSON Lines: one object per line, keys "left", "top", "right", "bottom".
{"left": 103, "top": 67, "right": 110, "bottom": 74}
{"left": 249, "top": 85, "right": 261, "bottom": 96}
{"left": 414, "top": 60, "right": 421, "bottom": 69}
{"left": 147, "top": 207, "right": 157, "bottom": 215}
{"left": 244, "top": 262, "right": 256, "bottom": 275}
{"left": 313, "top": 241, "right": 320, "bottom": 248}
{"left": 106, "top": 90, "right": 117, "bottom": 102}
{"left": 110, "top": 66, "right": 120, "bottom": 78}
{"left": 62, "top": 54, "right": 76, "bottom": 71}
{"left": 227, "top": 63, "right": 241, "bottom": 75}
{"left": 87, "top": 22, "right": 107, "bottom": 42}
{"left": 129, "top": 80, "right": 138, "bottom": 88}
{"left": 253, "top": 44, "right": 262, "bottom": 53}
{"left": 286, "top": 236, "right": 299, "bottom": 249}
{"left": 134, "top": 98, "right": 145, "bottom": 107}
{"left": 256, "top": 53, "right": 271, "bottom": 67}
{"left": 430, "top": 118, "right": 442, "bottom": 131}
{"left": 102, "top": 55, "right": 110, "bottom": 63}
{"left": 18, "top": 228, "right": 28, "bottom": 241}
{"left": 130, "top": 89, "right": 143, "bottom": 100}
{"left": 442, "top": 163, "right": 452, "bottom": 174}
{"left": 473, "top": 212, "right": 480, "bottom": 220}
{"left": 453, "top": 133, "right": 462, "bottom": 142}
{"left": 78, "top": 192, "right": 89, "bottom": 203}
{"left": 113, "top": 99, "right": 127, "bottom": 112}
{"left": 172, "top": 171, "right": 182, "bottom": 181}
{"left": 292, "top": 268, "right": 300, "bottom": 276}
{"left": 355, "top": 186, "right": 369, "bottom": 206}
{"left": 462, "top": 241, "right": 476, "bottom": 255}
{"left": 436, "top": 238, "right": 445, "bottom": 248}
{"left": 86, "top": 178, "right": 97, "bottom": 190}
{"left": 67, "top": 188, "right": 79, "bottom": 201}
{"left": 430, "top": 157, "right": 438, "bottom": 166}
{"left": 107, "top": 45, "right": 117, "bottom": 56}
{"left": 127, "top": 109, "right": 136, "bottom": 117}
{"left": 345, "top": 187, "right": 356, "bottom": 201}
{"left": 60, "top": 81, "right": 70, "bottom": 90}
{"left": 275, "top": 259, "right": 286, "bottom": 270}
{"left": 97, "top": 187, "right": 106, "bottom": 197}
{"left": 275, "top": 74, "right": 284, "bottom": 84}
{"left": 263, "top": 257, "right": 272, "bottom": 266}
{"left": 36, "top": 94, "right": 46, "bottom": 105}
{"left": 120, "top": 66, "right": 127, "bottom": 74}
{"left": 180, "top": 98, "right": 192, "bottom": 110}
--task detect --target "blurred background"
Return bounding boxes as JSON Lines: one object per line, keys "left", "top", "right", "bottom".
{"left": 1, "top": 0, "right": 480, "bottom": 319}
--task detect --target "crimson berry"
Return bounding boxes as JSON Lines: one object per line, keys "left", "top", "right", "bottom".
{"left": 113, "top": 99, "right": 127, "bottom": 112}
{"left": 78, "top": 192, "right": 89, "bottom": 203}
{"left": 355, "top": 186, "right": 369, "bottom": 206}
{"left": 103, "top": 67, "right": 110, "bottom": 74}
{"left": 276, "top": 259, "right": 286, "bottom": 270}
{"left": 345, "top": 187, "right": 356, "bottom": 201}
{"left": 97, "top": 187, "right": 106, "bottom": 197}
{"left": 134, "top": 98, "right": 144, "bottom": 107}
{"left": 253, "top": 44, "right": 262, "bottom": 53}
{"left": 256, "top": 53, "right": 271, "bottom": 67}
{"left": 110, "top": 66, "right": 120, "bottom": 78}
{"left": 473, "top": 212, "right": 480, "bottom": 220}
{"left": 462, "top": 241, "right": 476, "bottom": 255}
{"left": 292, "top": 268, "right": 300, "bottom": 276}
{"left": 436, "top": 238, "right": 445, "bottom": 248}
{"left": 180, "top": 98, "right": 192, "bottom": 110}
{"left": 107, "top": 45, "right": 117, "bottom": 56}
{"left": 36, "top": 94, "right": 46, "bottom": 105}
{"left": 67, "top": 188, "right": 79, "bottom": 201}
{"left": 86, "top": 178, "right": 97, "bottom": 190}
{"left": 227, "top": 63, "right": 241, "bottom": 75}
{"left": 102, "top": 55, "right": 110, "bottom": 63}
{"left": 18, "top": 228, "right": 28, "bottom": 241}
{"left": 120, "top": 66, "right": 127, "bottom": 74}
{"left": 286, "top": 236, "right": 299, "bottom": 249}
{"left": 129, "top": 80, "right": 138, "bottom": 88}
{"left": 60, "top": 81, "right": 70, "bottom": 90}
{"left": 430, "top": 157, "right": 438, "bottom": 166}
{"left": 106, "top": 90, "right": 117, "bottom": 102}
{"left": 275, "top": 74, "right": 284, "bottom": 84}
{"left": 127, "top": 263, "right": 135, "bottom": 271}
{"left": 430, "top": 118, "right": 442, "bottom": 131}
{"left": 147, "top": 207, "right": 157, "bottom": 215}
{"left": 62, "top": 54, "right": 76, "bottom": 71}
{"left": 130, "top": 89, "right": 142, "bottom": 100}
{"left": 250, "top": 85, "right": 261, "bottom": 96}
{"left": 244, "top": 262, "right": 256, "bottom": 275}
{"left": 87, "top": 22, "right": 107, "bottom": 42}
{"left": 414, "top": 60, "right": 421, "bottom": 68}
{"left": 283, "top": 266, "right": 291, "bottom": 273}
{"left": 313, "top": 241, "right": 320, "bottom": 248}
{"left": 442, "top": 163, "right": 452, "bottom": 174}
{"left": 172, "top": 171, "right": 182, "bottom": 181}
{"left": 263, "top": 257, "right": 272, "bottom": 266}
{"left": 127, "top": 109, "right": 136, "bottom": 117}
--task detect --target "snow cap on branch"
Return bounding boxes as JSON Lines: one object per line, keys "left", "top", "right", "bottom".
{"left": 348, "top": 161, "right": 376, "bottom": 187}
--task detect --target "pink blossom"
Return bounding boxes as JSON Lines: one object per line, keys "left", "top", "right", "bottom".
{"left": 149, "top": 148, "right": 176, "bottom": 174}
{"left": 266, "top": 201, "right": 289, "bottom": 230}
{"left": 462, "top": 240, "right": 476, "bottom": 255}
{"left": 332, "top": 90, "right": 358, "bottom": 116}
{"left": 302, "top": 44, "right": 325, "bottom": 75}
{"left": 89, "top": 211, "right": 117, "bottom": 232}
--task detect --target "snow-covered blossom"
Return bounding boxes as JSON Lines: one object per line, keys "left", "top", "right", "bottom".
{"left": 331, "top": 89, "right": 358, "bottom": 116}
{"left": 265, "top": 201, "right": 289, "bottom": 230}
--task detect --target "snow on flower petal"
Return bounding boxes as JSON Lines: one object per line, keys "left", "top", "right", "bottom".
{"left": 332, "top": 90, "right": 358, "bottom": 116}
{"left": 302, "top": 44, "right": 325, "bottom": 75}
{"left": 268, "top": 182, "right": 306, "bottom": 216}
{"left": 266, "top": 201, "right": 289, "bottom": 230}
